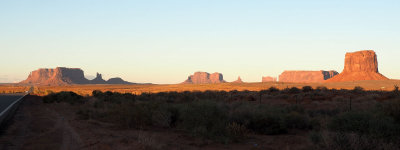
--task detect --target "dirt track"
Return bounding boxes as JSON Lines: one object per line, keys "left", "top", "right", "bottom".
{"left": 0, "top": 96, "right": 82, "bottom": 150}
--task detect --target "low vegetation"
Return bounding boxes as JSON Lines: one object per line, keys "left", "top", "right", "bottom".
{"left": 42, "top": 86, "right": 400, "bottom": 148}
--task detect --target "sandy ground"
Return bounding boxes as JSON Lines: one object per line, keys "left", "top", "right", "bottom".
{"left": 0, "top": 96, "right": 312, "bottom": 150}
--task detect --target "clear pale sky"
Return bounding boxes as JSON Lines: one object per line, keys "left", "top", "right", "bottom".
{"left": 1, "top": 0, "right": 399, "bottom": 84}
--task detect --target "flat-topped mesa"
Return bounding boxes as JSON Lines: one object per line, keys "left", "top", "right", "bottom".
{"left": 279, "top": 70, "right": 338, "bottom": 83}
{"left": 20, "top": 67, "right": 89, "bottom": 85}
{"left": 327, "top": 50, "right": 389, "bottom": 82}
{"left": 232, "top": 76, "right": 244, "bottom": 83}
{"left": 262, "top": 76, "right": 277, "bottom": 82}
{"left": 182, "top": 72, "right": 226, "bottom": 84}
{"left": 20, "top": 67, "right": 134, "bottom": 85}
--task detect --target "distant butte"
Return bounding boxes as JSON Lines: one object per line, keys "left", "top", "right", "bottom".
{"left": 182, "top": 72, "right": 226, "bottom": 84}
{"left": 232, "top": 76, "right": 244, "bottom": 83}
{"left": 262, "top": 76, "right": 277, "bottom": 82}
{"left": 327, "top": 50, "right": 389, "bottom": 82}
{"left": 20, "top": 67, "right": 134, "bottom": 85}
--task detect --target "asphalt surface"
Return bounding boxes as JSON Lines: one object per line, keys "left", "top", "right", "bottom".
{"left": 0, "top": 94, "right": 26, "bottom": 114}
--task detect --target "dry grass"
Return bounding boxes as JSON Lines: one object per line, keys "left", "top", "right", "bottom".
{"left": 0, "top": 84, "right": 30, "bottom": 93}
{"left": 2, "top": 80, "right": 400, "bottom": 96}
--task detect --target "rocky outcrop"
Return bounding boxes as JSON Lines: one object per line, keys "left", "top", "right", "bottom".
{"left": 327, "top": 50, "right": 389, "bottom": 82}
{"left": 279, "top": 70, "right": 338, "bottom": 83}
{"left": 90, "top": 73, "right": 107, "bottom": 84}
{"left": 182, "top": 72, "right": 226, "bottom": 84}
{"left": 232, "top": 76, "right": 244, "bottom": 83}
{"left": 20, "top": 67, "right": 134, "bottom": 85}
{"left": 262, "top": 76, "right": 277, "bottom": 82}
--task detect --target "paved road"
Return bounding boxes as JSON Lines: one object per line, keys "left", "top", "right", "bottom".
{"left": 0, "top": 94, "right": 26, "bottom": 114}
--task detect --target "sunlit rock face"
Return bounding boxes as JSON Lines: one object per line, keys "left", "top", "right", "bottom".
{"left": 327, "top": 50, "right": 389, "bottom": 82}
{"left": 20, "top": 67, "right": 89, "bottom": 85}
{"left": 278, "top": 70, "right": 338, "bottom": 83}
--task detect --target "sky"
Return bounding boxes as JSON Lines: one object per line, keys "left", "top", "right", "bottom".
{"left": 1, "top": 0, "right": 399, "bottom": 84}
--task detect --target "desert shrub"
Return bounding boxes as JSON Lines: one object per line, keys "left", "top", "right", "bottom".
{"left": 352, "top": 86, "right": 364, "bottom": 94}
{"left": 285, "top": 104, "right": 305, "bottom": 113}
{"left": 284, "top": 112, "right": 312, "bottom": 129}
{"left": 245, "top": 95, "right": 256, "bottom": 101}
{"left": 276, "top": 94, "right": 289, "bottom": 99}
{"left": 328, "top": 112, "right": 372, "bottom": 134}
{"left": 92, "top": 90, "right": 135, "bottom": 104}
{"left": 383, "top": 99, "right": 400, "bottom": 122}
{"left": 288, "top": 87, "right": 301, "bottom": 94}
{"left": 309, "top": 131, "right": 324, "bottom": 146}
{"left": 259, "top": 90, "right": 269, "bottom": 95}
{"left": 108, "top": 101, "right": 157, "bottom": 128}
{"left": 328, "top": 111, "right": 400, "bottom": 142}
{"left": 226, "top": 122, "right": 248, "bottom": 142}
{"left": 268, "top": 86, "right": 279, "bottom": 93}
{"left": 230, "top": 104, "right": 287, "bottom": 135}
{"left": 368, "top": 116, "right": 400, "bottom": 140}
{"left": 316, "top": 86, "right": 328, "bottom": 92}
{"left": 311, "top": 132, "right": 399, "bottom": 150}
{"left": 249, "top": 113, "right": 287, "bottom": 135}
{"left": 178, "top": 100, "right": 229, "bottom": 140}
{"left": 151, "top": 104, "right": 178, "bottom": 128}
{"left": 391, "top": 85, "right": 400, "bottom": 98}
{"left": 308, "top": 109, "right": 340, "bottom": 117}
{"left": 283, "top": 105, "right": 318, "bottom": 130}
{"left": 332, "top": 96, "right": 349, "bottom": 102}
{"left": 92, "top": 90, "right": 103, "bottom": 97}
{"left": 302, "top": 86, "right": 314, "bottom": 92}
{"left": 43, "top": 91, "right": 84, "bottom": 105}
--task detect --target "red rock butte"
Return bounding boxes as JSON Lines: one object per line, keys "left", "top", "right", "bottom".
{"left": 279, "top": 70, "right": 338, "bottom": 83}
{"left": 326, "top": 50, "right": 389, "bottom": 82}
